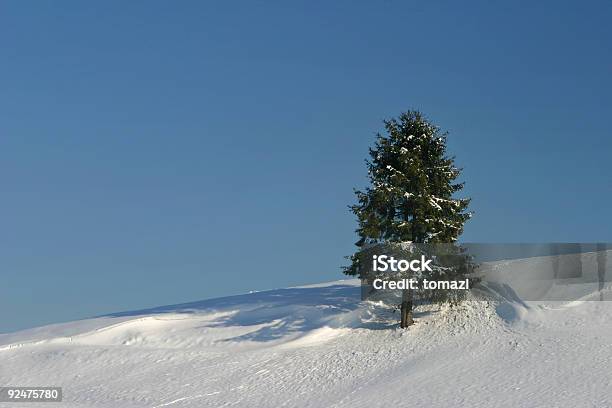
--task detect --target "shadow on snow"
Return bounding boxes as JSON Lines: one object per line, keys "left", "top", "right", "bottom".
{"left": 103, "top": 284, "right": 413, "bottom": 342}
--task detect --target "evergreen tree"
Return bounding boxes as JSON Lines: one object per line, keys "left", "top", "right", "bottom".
{"left": 344, "top": 110, "right": 472, "bottom": 327}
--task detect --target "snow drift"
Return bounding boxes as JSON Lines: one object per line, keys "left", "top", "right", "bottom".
{"left": 1, "top": 277, "right": 612, "bottom": 407}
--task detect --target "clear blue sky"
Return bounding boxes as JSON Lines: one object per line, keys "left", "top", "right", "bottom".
{"left": 1, "top": 0, "right": 611, "bottom": 333}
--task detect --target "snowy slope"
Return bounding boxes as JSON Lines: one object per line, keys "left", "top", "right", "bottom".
{"left": 2, "top": 278, "right": 612, "bottom": 407}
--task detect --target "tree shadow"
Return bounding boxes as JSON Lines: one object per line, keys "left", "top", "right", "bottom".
{"left": 106, "top": 284, "right": 359, "bottom": 317}
{"left": 104, "top": 284, "right": 395, "bottom": 342}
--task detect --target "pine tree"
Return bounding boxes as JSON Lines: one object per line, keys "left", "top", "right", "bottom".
{"left": 344, "top": 110, "right": 472, "bottom": 327}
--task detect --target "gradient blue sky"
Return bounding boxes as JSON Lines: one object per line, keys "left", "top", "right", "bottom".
{"left": 1, "top": 1, "right": 611, "bottom": 332}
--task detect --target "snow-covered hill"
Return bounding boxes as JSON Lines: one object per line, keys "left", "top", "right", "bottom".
{"left": 2, "top": 278, "right": 612, "bottom": 407}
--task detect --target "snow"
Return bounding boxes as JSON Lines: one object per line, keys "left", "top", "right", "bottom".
{"left": 2, "top": 271, "right": 612, "bottom": 407}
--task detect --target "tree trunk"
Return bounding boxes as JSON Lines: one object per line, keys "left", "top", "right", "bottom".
{"left": 400, "top": 289, "right": 414, "bottom": 328}
{"left": 597, "top": 243, "right": 607, "bottom": 302}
